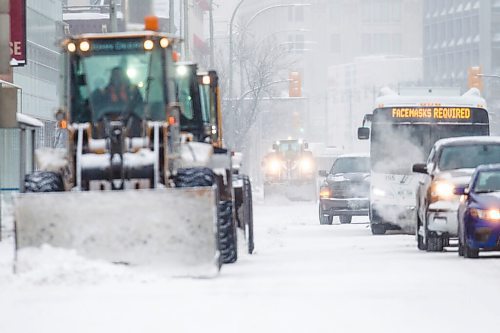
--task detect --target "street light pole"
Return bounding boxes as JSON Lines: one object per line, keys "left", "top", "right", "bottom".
{"left": 169, "top": 0, "right": 175, "bottom": 33}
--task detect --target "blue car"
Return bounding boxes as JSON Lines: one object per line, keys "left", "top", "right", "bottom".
{"left": 457, "top": 164, "right": 500, "bottom": 258}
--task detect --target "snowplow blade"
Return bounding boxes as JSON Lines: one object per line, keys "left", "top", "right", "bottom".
{"left": 14, "top": 188, "right": 219, "bottom": 277}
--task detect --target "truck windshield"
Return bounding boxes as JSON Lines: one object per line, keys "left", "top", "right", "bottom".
{"left": 331, "top": 157, "right": 370, "bottom": 174}
{"left": 439, "top": 144, "right": 500, "bottom": 171}
{"left": 278, "top": 141, "right": 300, "bottom": 153}
{"left": 71, "top": 43, "right": 166, "bottom": 124}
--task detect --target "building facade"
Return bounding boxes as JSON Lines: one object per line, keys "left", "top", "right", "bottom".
{"left": 1, "top": 0, "right": 64, "bottom": 190}
{"left": 423, "top": 0, "right": 499, "bottom": 133}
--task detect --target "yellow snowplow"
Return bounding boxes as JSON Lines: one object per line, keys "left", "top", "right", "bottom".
{"left": 14, "top": 22, "right": 221, "bottom": 276}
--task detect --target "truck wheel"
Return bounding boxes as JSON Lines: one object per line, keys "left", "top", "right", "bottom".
{"left": 417, "top": 217, "right": 427, "bottom": 251}
{"left": 427, "top": 235, "right": 444, "bottom": 252}
{"left": 218, "top": 200, "right": 238, "bottom": 264}
{"left": 319, "top": 206, "right": 332, "bottom": 225}
{"left": 371, "top": 224, "right": 386, "bottom": 235}
{"left": 242, "top": 176, "right": 254, "bottom": 255}
{"left": 174, "top": 168, "right": 214, "bottom": 187}
{"left": 458, "top": 239, "right": 464, "bottom": 257}
{"left": 339, "top": 216, "right": 352, "bottom": 224}
{"left": 464, "top": 242, "right": 479, "bottom": 259}
{"left": 24, "top": 171, "right": 64, "bottom": 193}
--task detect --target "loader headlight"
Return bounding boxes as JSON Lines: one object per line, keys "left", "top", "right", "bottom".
{"left": 268, "top": 158, "right": 281, "bottom": 174}
{"left": 470, "top": 208, "right": 500, "bottom": 222}
{"left": 300, "top": 158, "right": 313, "bottom": 172}
{"left": 431, "top": 181, "right": 455, "bottom": 201}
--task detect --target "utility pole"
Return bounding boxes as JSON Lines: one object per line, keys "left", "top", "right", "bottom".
{"left": 109, "top": 0, "right": 118, "bottom": 33}
{"left": 209, "top": 0, "right": 215, "bottom": 68}
{"left": 0, "top": 0, "right": 10, "bottom": 74}
{"left": 169, "top": 0, "right": 175, "bottom": 33}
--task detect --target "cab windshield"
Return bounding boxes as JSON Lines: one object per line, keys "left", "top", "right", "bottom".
{"left": 438, "top": 144, "right": 500, "bottom": 171}
{"left": 278, "top": 141, "right": 301, "bottom": 153}
{"left": 71, "top": 39, "right": 167, "bottom": 124}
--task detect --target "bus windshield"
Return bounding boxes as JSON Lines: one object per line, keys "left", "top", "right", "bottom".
{"left": 371, "top": 123, "right": 489, "bottom": 174}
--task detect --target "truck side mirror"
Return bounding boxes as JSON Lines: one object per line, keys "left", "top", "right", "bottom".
{"left": 358, "top": 127, "right": 370, "bottom": 140}
{"left": 272, "top": 143, "right": 278, "bottom": 150}
{"left": 412, "top": 163, "right": 428, "bottom": 174}
{"left": 303, "top": 142, "right": 308, "bottom": 149}
{"left": 318, "top": 170, "right": 328, "bottom": 177}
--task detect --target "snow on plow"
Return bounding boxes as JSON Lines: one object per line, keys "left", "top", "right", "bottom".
{"left": 14, "top": 187, "right": 219, "bottom": 277}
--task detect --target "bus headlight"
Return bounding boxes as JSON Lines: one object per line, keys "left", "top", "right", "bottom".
{"left": 431, "top": 181, "right": 455, "bottom": 201}
{"left": 372, "top": 187, "right": 386, "bottom": 197}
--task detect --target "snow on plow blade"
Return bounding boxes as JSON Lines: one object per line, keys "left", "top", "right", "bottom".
{"left": 14, "top": 188, "right": 219, "bottom": 277}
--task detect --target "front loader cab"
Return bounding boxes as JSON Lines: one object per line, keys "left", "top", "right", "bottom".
{"left": 197, "top": 70, "right": 223, "bottom": 148}
{"left": 175, "top": 62, "right": 211, "bottom": 142}
{"left": 63, "top": 32, "right": 180, "bottom": 190}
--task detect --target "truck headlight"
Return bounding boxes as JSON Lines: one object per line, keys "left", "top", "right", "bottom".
{"left": 431, "top": 181, "right": 455, "bottom": 201}
{"left": 470, "top": 208, "right": 500, "bottom": 222}
{"left": 319, "top": 186, "right": 330, "bottom": 199}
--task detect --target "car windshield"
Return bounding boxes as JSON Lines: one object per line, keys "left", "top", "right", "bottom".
{"left": 474, "top": 170, "right": 500, "bottom": 193}
{"left": 438, "top": 144, "right": 500, "bottom": 171}
{"left": 330, "top": 157, "right": 370, "bottom": 174}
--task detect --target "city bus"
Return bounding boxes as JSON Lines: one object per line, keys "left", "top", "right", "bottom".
{"left": 358, "top": 87, "right": 489, "bottom": 235}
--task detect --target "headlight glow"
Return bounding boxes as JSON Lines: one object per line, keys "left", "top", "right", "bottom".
{"left": 79, "top": 41, "right": 90, "bottom": 52}
{"left": 431, "top": 181, "right": 455, "bottom": 200}
{"left": 176, "top": 65, "right": 189, "bottom": 77}
{"left": 372, "top": 188, "right": 386, "bottom": 197}
{"left": 300, "top": 158, "right": 313, "bottom": 172}
{"left": 470, "top": 208, "right": 500, "bottom": 222}
{"left": 67, "top": 42, "right": 76, "bottom": 53}
{"left": 268, "top": 159, "right": 281, "bottom": 174}
{"left": 319, "top": 187, "right": 330, "bottom": 199}
{"left": 143, "top": 39, "right": 154, "bottom": 50}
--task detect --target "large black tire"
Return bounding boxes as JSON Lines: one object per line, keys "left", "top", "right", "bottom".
{"left": 371, "top": 224, "right": 386, "bottom": 235}
{"left": 427, "top": 235, "right": 444, "bottom": 252}
{"left": 339, "top": 216, "right": 352, "bottom": 224}
{"left": 319, "top": 206, "right": 333, "bottom": 225}
{"left": 24, "top": 171, "right": 64, "bottom": 193}
{"left": 218, "top": 200, "right": 238, "bottom": 264}
{"left": 174, "top": 168, "right": 214, "bottom": 187}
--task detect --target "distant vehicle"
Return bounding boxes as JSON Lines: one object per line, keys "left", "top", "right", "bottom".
{"left": 456, "top": 164, "right": 500, "bottom": 258}
{"left": 413, "top": 137, "right": 500, "bottom": 252}
{"left": 318, "top": 154, "right": 370, "bottom": 225}
{"left": 358, "top": 87, "right": 489, "bottom": 235}
{"left": 262, "top": 139, "right": 316, "bottom": 200}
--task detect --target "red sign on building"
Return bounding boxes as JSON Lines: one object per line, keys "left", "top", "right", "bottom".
{"left": 10, "top": 0, "right": 26, "bottom": 66}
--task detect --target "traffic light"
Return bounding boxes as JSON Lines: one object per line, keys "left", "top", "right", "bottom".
{"left": 289, "top": 71, "right": 302, "bottom": 97}
{"left": 468, "top": 66, "right": 483, "bottom": 90}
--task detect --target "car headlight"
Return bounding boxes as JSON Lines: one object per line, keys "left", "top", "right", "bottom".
{"left": 372, "top": 187, "right": 386, "bottom": 197}
{"left": 300, "top": 158, "right": 313, "bottom": 172}
{"left": 470, "top": 208, "right": 500, "bottom": 222}
{"left": 430, "top": 181, "right": 455, "bottom": 201}
{"left": 319, "top": 186, "right": 330, "bottom": 199}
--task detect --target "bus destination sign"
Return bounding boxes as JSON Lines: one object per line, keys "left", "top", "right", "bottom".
{"left": 391, "top": 107, "right": 471, "bottom": 120}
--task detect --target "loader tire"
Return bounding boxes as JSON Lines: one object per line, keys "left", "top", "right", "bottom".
{"left": 24, "top": 172, "right": 64, "bottom": 193}
{"left": 219, "top": 200, "right": 237, "bottom": 264}
{"left": 174, "top": 167, "right": 215, "bottom": 187}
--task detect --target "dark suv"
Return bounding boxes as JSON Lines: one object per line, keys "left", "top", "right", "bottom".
{"left": 318, "top": 154, "right": 370, "bottom": 224}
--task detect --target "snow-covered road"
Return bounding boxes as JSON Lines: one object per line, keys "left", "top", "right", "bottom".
{"left": 2, "top": 199, "right": 500, "bottom": 333}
